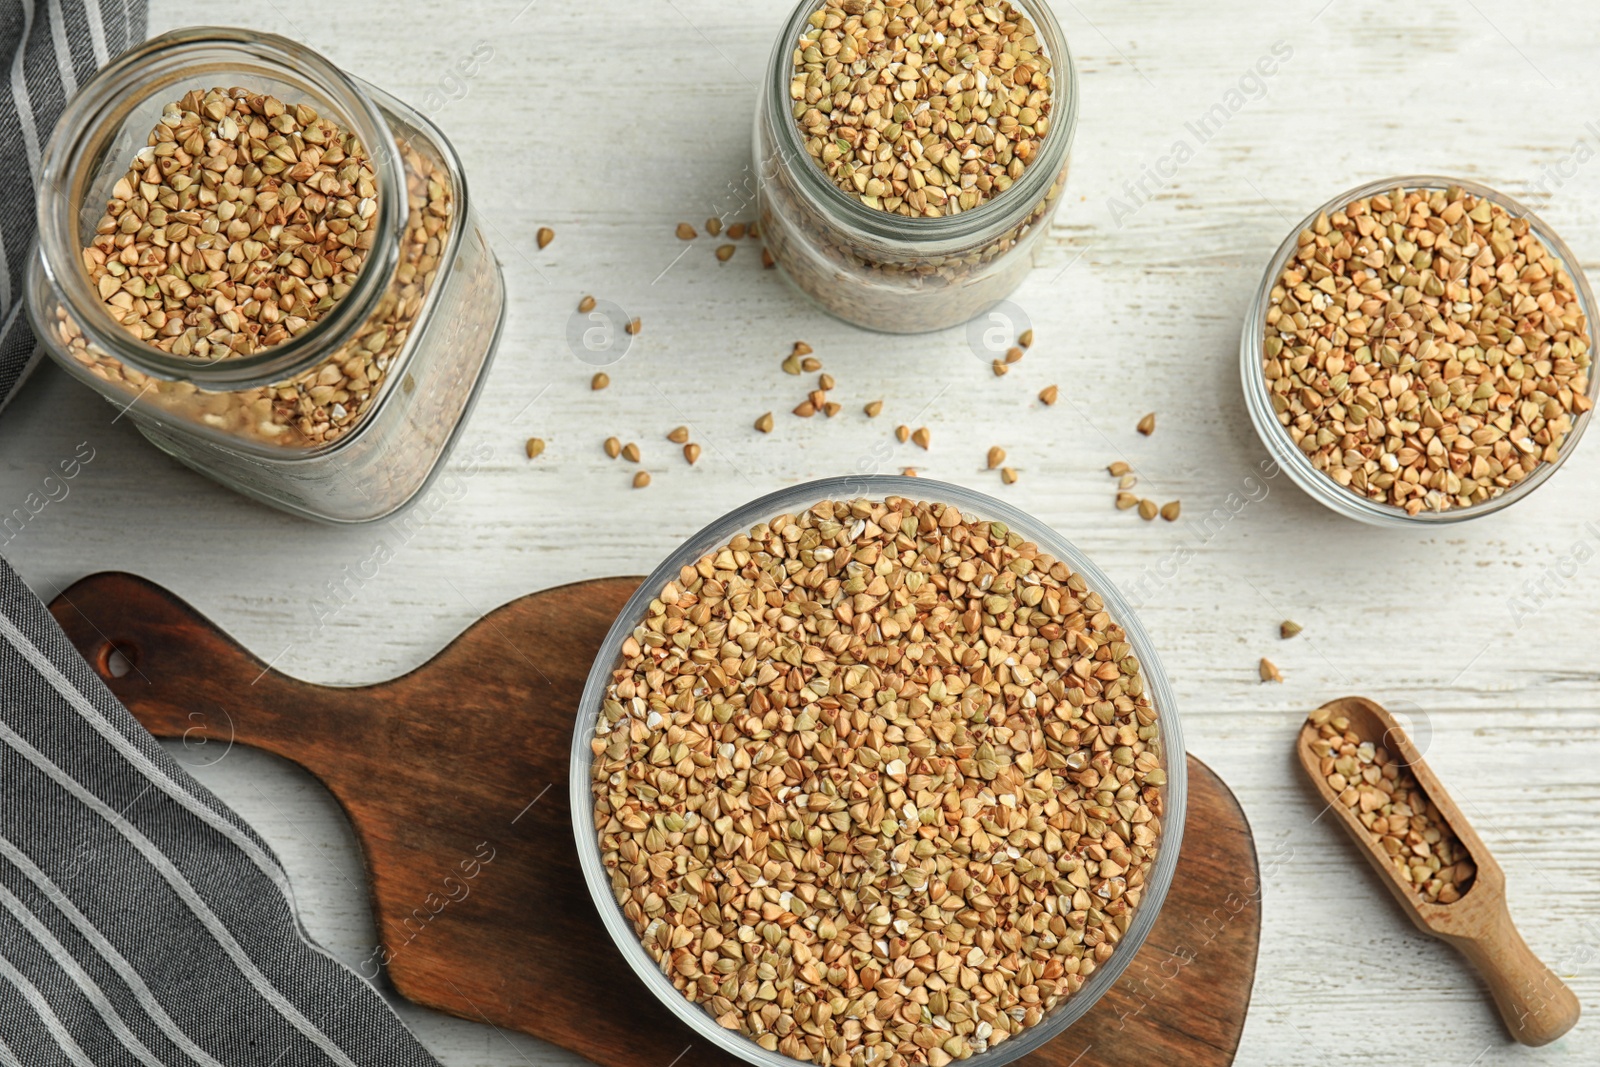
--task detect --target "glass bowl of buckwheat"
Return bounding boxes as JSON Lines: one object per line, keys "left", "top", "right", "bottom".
{"left": 571, "top": 476, "right": 1186, "bottom": 1066}
{"left": 1242, "top": 176, "right": 1596, "bottom": 526}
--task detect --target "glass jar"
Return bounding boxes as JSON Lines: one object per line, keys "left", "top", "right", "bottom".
{"left": 1241, "top": 176, "right": 1596, "bottom": 527}
{"left": 755, "top": 0, "right": 1077, "bottom": 334}
{"left": 25, "top": 27, "right": 505, "bottom": 523}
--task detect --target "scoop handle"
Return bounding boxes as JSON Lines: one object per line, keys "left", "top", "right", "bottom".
{"left": 1454, "top": 901, "right": 1580, "bottom": 1046}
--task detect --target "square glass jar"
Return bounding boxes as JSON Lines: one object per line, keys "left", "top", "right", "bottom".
{"left": 25, "top": 27, "right": 505, "bottom": 523}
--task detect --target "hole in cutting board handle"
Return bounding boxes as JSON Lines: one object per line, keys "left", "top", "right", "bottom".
{"left": 99, "top": 641, "right": 139, "bottom": 680}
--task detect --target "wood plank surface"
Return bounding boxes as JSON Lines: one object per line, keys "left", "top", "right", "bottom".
{"left": 3, "top": 1, "right": 1596, "bottom": 1064}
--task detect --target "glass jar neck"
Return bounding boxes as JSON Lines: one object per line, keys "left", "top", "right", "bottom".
{"left": 762, "top": 0, "right": 1078, "bottom": 250}
{"left": 35, "top": 26, "right": 406, "bottom": 390}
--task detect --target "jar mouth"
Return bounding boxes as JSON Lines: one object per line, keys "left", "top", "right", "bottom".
{"left": 1241, "top": 174, "right": 1598, "bottom": 526}
{"left": 34, "top": 26, "right": 405, "bottom": 390}
{"left": 764, "top": 0, "right": 1079, "bottom": 245}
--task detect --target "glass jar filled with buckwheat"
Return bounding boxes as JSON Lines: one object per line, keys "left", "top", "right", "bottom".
{"left": 1242, "top": 177, "right": 1595, "bottom": 526}
{"left": 756, "top": 0, "right": 1077, "bottom": 334}
{"left": 25, "top": 27, "right": 504, "bottom": 522}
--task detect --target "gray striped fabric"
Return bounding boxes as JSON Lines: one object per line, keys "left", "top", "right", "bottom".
{"left": 0, "top": 6, "right": 446, "bottom": 1065}
{"left": 0, "top": 553, "right": 446, "bottom": 1066}
{"left": 3, "top": 0, "right": 147, "bottom": 415}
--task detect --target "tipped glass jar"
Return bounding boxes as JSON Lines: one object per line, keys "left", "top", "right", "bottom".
{"left": 25, "top": 27, "right": 505, "bottom": 523}
{"left": 756, "top": 0, "right": 1077, "bottom": 334}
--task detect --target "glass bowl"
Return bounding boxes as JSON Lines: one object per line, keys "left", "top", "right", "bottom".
{"left": 1240, "top": 175, "right": 1596, "bottom": 527}
{"left": 569, "top": 475, "right": 1187, "bottom": 1066}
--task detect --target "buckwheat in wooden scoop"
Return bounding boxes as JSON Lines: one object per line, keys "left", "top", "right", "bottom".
{"left": 1297, "top": 696, "right": 1578, "bottom": 1046}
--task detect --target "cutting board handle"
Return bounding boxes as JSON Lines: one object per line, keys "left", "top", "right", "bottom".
{"left": 1454, "top": 899, "right": 1580, "bottom": 1046}
{"left": 49, "top": 572, "right": 349, "bottom": 778}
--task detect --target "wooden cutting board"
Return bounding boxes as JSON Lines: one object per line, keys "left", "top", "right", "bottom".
{"left": 48, "top": 572, "right": 1260, "bottom": 1067}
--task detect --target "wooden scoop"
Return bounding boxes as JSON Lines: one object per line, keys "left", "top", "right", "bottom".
{"left": 1296, "top": 696, "right": 1579, "bottom": 1047}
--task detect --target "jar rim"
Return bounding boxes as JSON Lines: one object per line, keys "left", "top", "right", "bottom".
{"left": 763, "top": 0, "right": 1079, "bottom": 246}
{"left": 33, "top": 26, "right": 406, "bottom": 390}
{"left": 1240, "top": 174, "right": 1598, "bottom": 526}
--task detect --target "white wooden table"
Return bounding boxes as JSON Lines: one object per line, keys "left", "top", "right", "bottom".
{"left": 3, "top": 0, "right": 1597, "bottom": 1063}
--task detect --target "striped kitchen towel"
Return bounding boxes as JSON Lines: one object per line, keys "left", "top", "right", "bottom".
{"left": 1, "top": 6, "right": 445, "bottom": 1065}
{"left": 1, "top": 0, "right": 146, "bottom": 415}
{"left": 0, "top": 555, "right": 446, "bottom": 1066}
